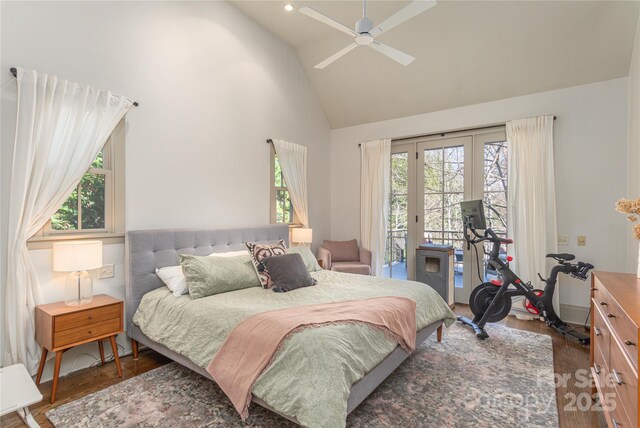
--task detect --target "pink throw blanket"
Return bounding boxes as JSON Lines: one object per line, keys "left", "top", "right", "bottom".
{"left": 207, "top": 296, "right": 417, "bottom": 419}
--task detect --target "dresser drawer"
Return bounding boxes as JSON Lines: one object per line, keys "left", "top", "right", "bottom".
{"left": 607, "top": 311, "right": 639, "bottom": 370}
{"left": 609, "top": 338, "right": 638, "bottom": 428}
{"left": 594, "top": 303, "right": 611, "bottom": 366}
{"left": 54, "top": 318, "right": 121, "bottom": 348}
{"left": 54, "top": 303, "right": 121, "bottom": 332}
{"left": 593, "top": 279, "right": 613, "bottom": 310}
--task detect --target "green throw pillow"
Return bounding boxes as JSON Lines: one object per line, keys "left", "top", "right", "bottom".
{"left": 180, "top": 254, "right": 261, "bottom": 299}
{"left": 287, "top": 246, "right": 322, "bottom": 272}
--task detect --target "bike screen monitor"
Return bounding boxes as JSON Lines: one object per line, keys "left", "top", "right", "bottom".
{"left": 461, "top": 199, "right": 487, "bottom": 230}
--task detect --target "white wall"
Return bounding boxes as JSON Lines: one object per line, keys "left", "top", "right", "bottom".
{"left": 627, "top": 10, "right": 640, "bottom": 272}
{"left": 0, "top": 1, "right": 330, "bottom": 379}
{"left": 330, "top": 78, "right": 629, "bottom": 318}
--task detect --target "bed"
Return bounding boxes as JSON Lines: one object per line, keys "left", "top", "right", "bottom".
{"left": 125, "top": 224, "right": 456, "bottom": 427}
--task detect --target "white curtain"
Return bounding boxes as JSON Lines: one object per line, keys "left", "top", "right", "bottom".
{"left": 3, "top": 68, "right": 133, "bottom": 371}
{"left": 506, "top": 116, "right": 559, "bottom": 312}
{"left": 360, "top": 139, "right": 391, "bottom": 276}
{"left": 273, "top": 139, "right": 309, "bottom": 227}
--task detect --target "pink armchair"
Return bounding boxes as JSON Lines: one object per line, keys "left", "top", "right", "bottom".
{"left": 317, "top": 239, "right": 372, "bottom": 275}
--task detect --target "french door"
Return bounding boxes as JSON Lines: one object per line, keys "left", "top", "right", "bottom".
{"left": 417, "top": 136, "right": 473, "bottom": 302}
{"left": 384, "top": 129, "right": 508, "bottom": 304}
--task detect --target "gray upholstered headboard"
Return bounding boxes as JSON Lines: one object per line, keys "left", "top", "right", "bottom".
{"left": 124, "top": 224, "right": 289, "bottom": 335}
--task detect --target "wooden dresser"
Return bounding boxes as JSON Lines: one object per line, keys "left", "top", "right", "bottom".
{"left": 591, "top": 272, "right": 640, "bottom": 428}
{"left": 35, "top": 294, "right": 123, "bottom": 403}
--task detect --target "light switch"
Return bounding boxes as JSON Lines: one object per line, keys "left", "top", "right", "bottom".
{"left": 558, "top": 235, "right": 569, "bottom": 246}
{"left": 577, "top": 236, "right": 586, "bottom": 246}
{"left": 99, "top": 264, "right": 114, "bottom": 279}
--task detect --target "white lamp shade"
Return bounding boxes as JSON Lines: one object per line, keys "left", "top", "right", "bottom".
{"left": 291, "top": 228, "right": 313, "bottom": 244}
{"left": 53, "top": 241, "right": 103, "bottom": 272}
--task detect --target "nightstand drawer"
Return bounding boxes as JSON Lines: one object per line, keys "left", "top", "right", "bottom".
{"left": 54, "top": 318, "right": 121, "bottom": 348}
{"left": 54, "top": 304, "right": 121, "bottom": 332}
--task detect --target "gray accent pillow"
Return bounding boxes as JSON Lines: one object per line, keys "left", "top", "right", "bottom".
{"left": 180, "top": 254, "right": 261, "bottom": 299}
{"left": 262, "top": 253, "right": 317, "bottom": 293}
{"left": 245, "top": 240, "right": 287, "bottom": 288}
{"left": 287, "top": 246, "right": 322, "bottom": 272}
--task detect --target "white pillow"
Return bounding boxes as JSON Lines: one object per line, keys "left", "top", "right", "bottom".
{"left": 156, "top": 250, "right": 250, "bottom": 296}
{"left": 156, "top": 266, "right": 188, "bottom": 296}
{"left": 208, "top": 250, "right": 249, "bottom": 258}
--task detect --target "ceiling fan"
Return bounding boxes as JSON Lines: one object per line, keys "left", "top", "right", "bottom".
{"left": 299, "top": 0, "right": 437, "bottom": 69}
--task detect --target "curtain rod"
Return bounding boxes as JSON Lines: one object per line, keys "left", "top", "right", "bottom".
{"left": 357, "top": 116, "right": 557, "bottom": 147}
{"left": 9, "top": 67, "right": 139, "bottom": 107}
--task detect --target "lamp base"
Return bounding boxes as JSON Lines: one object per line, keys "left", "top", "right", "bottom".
{"left": 64, "top": 271, "right": 94, "bottom": 306}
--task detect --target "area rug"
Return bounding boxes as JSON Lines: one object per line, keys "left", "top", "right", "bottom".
{"left": 46, "top": 322, "right": 558, "bottom": 427}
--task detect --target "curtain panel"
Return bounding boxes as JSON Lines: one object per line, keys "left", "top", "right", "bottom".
{"left": 360, "top": 139, "right": 391, "bottom": 277}
{"left": 3, "top": 68, "right": 133, "bottom": 371}
{"left": 273, "top": 139, "right": 309, "bottom": 228}
{"left": 506, "top": 116, "right": 559, "bottom": 313}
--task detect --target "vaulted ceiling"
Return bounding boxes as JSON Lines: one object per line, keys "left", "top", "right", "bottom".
{"left": 232, "top": 1, "right": 640, "bottom": 129}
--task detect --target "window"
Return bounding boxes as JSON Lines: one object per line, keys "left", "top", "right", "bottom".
{"left": 270, "top": 146, "right": 298, "bottom": 224}
{"left": 28, "top": 119, "right": 125, "bottom": 247}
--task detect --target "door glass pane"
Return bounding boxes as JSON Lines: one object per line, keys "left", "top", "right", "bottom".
{"left": 483, "top": 141, "right": 508, "bottom": 280}
{"left": 385, "top": 152, "right": 408, "bottom": 279}
{"left": 422, "top": 146, "right": 464, "bottom": 288}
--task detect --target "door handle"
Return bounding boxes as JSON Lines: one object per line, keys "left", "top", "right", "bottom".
{"left": 594, "top": 327, "right": 601, "bottom": 336}
{"left": 593, "top": 363, "right": 601, "bottom": 374}
{"left": 607, "top": 313, "right": 615, "bottom": 318}
{"left": 624, "top": 340, "right": 636, "bottom": 346}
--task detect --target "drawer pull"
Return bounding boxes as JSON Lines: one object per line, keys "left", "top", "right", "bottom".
{"left": 593, "top": 363, "right": 601, "bottom": 374}
{"left": 612, "top": 369, "right": 623, "bottom": 385}
{"left": 88, "top": 330, "right": 93, "bottom": 335}
{"left": 591, "top": 287, "right": 598, "bottom": 291}
{"left": 88, "top": 315, "right": 93, "bottom": 320}
{"left": 607, "top": 313, "right": 615, "bottom": 318}
{"left": 594, "top": 327, "right": 602, "bottom": 337}
{"left": 599, "top": 301, "right": 607, "bottom": 306}
{"left": 624, "top": 340, "right": 636, "bottom": 346}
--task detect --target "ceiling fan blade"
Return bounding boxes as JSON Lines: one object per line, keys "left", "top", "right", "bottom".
{"left": 370, "top": 1, "right": 437, "bottom": 37}
{"left": 369, "top": 41, "right": 415, "bottom": 66}
{"left": 299, "top": 7, "right": 357, "bottom": 37}
{"left": 314, "top": 43, "right": 358, "bottom": 69}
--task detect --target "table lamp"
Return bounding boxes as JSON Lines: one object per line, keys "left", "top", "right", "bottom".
{"left": 291, "top": 228, "right": 313, "bottom": 246}
{"left": 53, "top": 241, "right": 102, "bottom": 306}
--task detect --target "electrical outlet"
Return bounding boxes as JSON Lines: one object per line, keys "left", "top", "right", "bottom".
{"left": 558, "top": 235, "right": 569, "bottom": 246}
{"left": 99, "top": 264, "right": 114, "bottom": 279}
{"left": 577, "top": 235, "right": 587, "bottom": 246}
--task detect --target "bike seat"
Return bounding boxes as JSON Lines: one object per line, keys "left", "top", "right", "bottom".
{"left": 546, "top": 253, "right": 575, "bottom": 261}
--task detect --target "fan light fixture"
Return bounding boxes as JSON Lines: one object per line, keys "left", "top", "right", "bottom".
{"left": 299, "top": 0, "right": 437, "bottom": 69}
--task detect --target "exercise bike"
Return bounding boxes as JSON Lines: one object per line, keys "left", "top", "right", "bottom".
{"left": 457, "top": 200, "right": 594, "bottom": 345}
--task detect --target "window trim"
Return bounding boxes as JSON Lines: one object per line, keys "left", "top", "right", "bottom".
{"left": 27, "top": 118, "right": 126, "bottom": 249}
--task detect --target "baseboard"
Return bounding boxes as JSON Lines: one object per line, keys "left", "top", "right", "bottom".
{"left": 559, "top": 303, "right": 590, "bottom": 325}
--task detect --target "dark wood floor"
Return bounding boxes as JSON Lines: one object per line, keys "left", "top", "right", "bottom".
{"left": 2, "top": 306, "right": 603, "bottom": 428}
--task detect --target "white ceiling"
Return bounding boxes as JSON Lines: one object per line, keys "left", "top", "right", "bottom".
{"left": 232, "top": 1, "right": 640, "bottom": 128}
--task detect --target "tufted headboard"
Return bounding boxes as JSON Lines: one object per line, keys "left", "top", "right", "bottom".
{"left": 124, "top": 224, "right": 289, "bottom": 335}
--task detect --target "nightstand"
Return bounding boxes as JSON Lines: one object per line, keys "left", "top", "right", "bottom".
{"left": 35, "top": 294, "right": 123, "bottom": 403}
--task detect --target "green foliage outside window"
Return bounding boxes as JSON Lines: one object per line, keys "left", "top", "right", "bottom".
{"left": 51, "top": 150, "right": 107, "bottom": 231}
